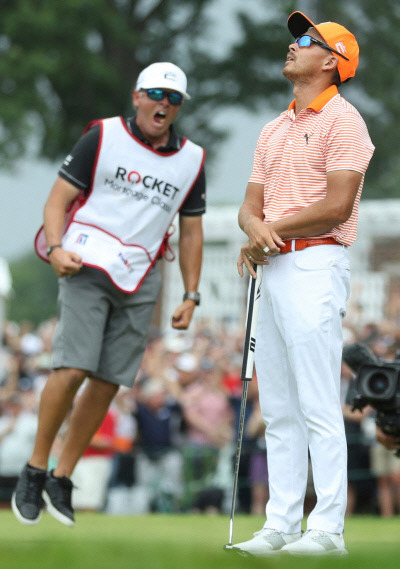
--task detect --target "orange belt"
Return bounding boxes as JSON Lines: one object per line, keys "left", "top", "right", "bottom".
{"left": 280, "top": 237, "right": 340, "bottom": 254}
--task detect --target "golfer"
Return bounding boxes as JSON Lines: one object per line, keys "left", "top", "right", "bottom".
{"left": 233, "top": 12, "right": 374, "bottom": 556}
{"left": 12, "top": 62, "right": 206, "bottom": 527}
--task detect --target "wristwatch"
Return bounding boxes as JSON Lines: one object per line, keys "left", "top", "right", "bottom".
{"left": 183, "top": 291, "right": 201, "bottom": 306}
{"left": 46, "top": 244, "right": 62, "bottom": 257}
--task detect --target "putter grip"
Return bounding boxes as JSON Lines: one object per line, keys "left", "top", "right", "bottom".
{"left": 241, "top": 264, "right": 262, "bottom": 381}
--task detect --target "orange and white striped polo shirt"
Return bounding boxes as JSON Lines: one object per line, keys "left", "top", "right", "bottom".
{"left": 249, "top": 85, "right": 375, "bottom": 246}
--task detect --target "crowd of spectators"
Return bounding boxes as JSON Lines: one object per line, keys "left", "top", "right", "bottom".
{"left": 1, "top": 314, "right": 400, "bottom": 517}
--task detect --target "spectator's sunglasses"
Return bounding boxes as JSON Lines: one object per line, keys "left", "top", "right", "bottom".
{"left": 295, "top": 35, "right": 349, "bottom": 61}
{"left": 141, "top": 88, "right": 183, "bottom": 106}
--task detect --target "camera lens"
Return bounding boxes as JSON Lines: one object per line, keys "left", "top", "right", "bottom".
{"left": 367, "top": 372, "right": 390, "bottom": 395}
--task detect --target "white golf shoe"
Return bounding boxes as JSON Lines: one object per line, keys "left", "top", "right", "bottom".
{"left": 281, "top": 529, "right": 348, "bottom": 556}
{"left": 232, "top": 528, "right": 302, "bottom": 556}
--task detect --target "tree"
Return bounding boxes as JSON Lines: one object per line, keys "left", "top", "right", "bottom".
{"left": 325, "top": 0, "right": 400, "bottom": 199}
{"left": 0, "top": 0, "right": 293, "bottom": 167}
{"left": 228, "top": 0, "right": 400, "bottom": 199}
{"left": 1, "top": 0, "right": 399, "bottom": 190}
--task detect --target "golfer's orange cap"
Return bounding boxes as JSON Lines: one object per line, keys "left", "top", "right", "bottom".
{"left": 287, "top": 11, "right": 359, "bottom": 83}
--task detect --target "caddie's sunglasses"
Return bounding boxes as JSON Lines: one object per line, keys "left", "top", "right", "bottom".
{"left": 141, "top": 88, "right": 183, "bottom": 106}
{"left": 295, "top": 35, "right": 349, "bottom": 61}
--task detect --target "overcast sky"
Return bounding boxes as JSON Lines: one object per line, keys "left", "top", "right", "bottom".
{"left": 0, "top": 0, "right": 277, "bottom": 262}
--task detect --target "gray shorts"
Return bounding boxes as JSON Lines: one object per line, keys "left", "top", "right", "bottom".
{"left": 52, "top": 264, "right": 162, "bottom": 387}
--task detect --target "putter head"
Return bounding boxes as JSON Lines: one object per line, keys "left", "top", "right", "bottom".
{"left": 223, "top": 544, "right": 234, "bottom": 551}
{"left": 224, "top": 545, "right": 250, "bottom": 557}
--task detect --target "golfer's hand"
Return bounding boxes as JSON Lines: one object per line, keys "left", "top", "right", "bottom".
{"left": 237, "top": 251, "right": 258, "bottom": 279}
{"left": 376, "top": 426, "right": 400, "bottom": 451}
{"left": 238, "top": 224, "right": 285, "bottom": 277}
{"left": 245, "top": 221, "right": 285, "bottom": 257}
{"left": 171, "top": 300, "right": 195, "bottom": 330}
{"left": 238, "top": 247, "right": 269, "bottom": 279}
{"left": 49, "top": 247, "right": 83, "bottom": 277}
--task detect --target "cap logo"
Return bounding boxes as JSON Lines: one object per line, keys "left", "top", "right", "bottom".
{"left": 334, "top": 41, "right": 347, "bottom": 55}
{"left": 164, "top": 71, "right": 177, "bottom": 82}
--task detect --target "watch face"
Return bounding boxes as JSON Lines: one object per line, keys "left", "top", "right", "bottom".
{"left": 47, "top": 245, "right": 61, "bottom": 256}
{"left": 184, "top": 292, "right": 200, "bottom": 305}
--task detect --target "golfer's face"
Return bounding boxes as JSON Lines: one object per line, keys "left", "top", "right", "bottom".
{"left": 133, "top": 89, "right": 182, "bottom": 146}
{"left": 283, "top": 27, "right": 333, "bottom": 80}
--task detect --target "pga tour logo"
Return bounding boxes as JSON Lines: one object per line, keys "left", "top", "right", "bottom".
{"left": 76, "top": 233, "right": 88, "bottom": 245}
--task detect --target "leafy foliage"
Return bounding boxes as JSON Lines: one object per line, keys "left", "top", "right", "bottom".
{"left": 228, "top": 0, "right": 400, "bottom": 199}
{"left": 2, "top": 0, "right": 400, "bottom": 199}
{"left": 326, "top": 0, "right": 400, "bottom": 198}
{"left": 0, "top": 0, "right": 291, "bottom": 166}
{"left": 1, "top": 0, "right": 205, "bottom": 161}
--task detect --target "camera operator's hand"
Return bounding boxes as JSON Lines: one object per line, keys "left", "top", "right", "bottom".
{"left": 376, "top": 426, "right": 400, "bottom": 451}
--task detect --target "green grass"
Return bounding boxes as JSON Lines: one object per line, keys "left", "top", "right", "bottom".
{"left": 0, "top": 511, "right": 399, "bottom": 569}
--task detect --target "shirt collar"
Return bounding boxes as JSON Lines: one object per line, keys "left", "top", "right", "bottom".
{"left": 127, "top": 117, "right": 182, "bottom": 151}
{"left": 288, "top": 85, "right": 339, "bottom": 114}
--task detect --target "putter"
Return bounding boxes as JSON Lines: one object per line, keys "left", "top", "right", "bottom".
{"left": 224, "top": 263, "right": 263, "bottom": 551}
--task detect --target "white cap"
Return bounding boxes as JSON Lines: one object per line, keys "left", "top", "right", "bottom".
{"left": 136, "top": 62, "right": 191, "bottom": 100}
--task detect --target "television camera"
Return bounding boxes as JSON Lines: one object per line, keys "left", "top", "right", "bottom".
{"left": 343, "top": 342, "right": 400, "bottom": 457}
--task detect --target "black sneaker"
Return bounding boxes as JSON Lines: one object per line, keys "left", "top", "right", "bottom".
{"left": 11, "top": 463, "right": 47, "bottom": 525}
{"left": 42, "top": 471, "right": 75, "bottom": 527}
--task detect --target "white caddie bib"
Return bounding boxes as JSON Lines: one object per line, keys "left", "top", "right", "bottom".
{"left": 35, "top": 117, "right": 205, "bottom": 292}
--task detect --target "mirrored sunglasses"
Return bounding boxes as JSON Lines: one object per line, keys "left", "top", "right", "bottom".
{"left": 142, "top": 88, "right": 183, "bottom": 106}
{"left": 295, "top": 35, "right": 349, "bottom": 61}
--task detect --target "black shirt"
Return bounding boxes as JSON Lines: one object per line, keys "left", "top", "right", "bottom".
{"left": 58, "top": 117, "right": 206, "bottom": 216}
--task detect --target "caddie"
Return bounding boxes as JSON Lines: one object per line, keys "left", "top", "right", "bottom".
{"left": 12, "top": 62, "right": 205, "bottom": 527}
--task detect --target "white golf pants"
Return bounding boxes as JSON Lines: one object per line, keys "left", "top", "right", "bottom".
{"left": 254, "top": 243, "right": 350, "bottom": 534}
